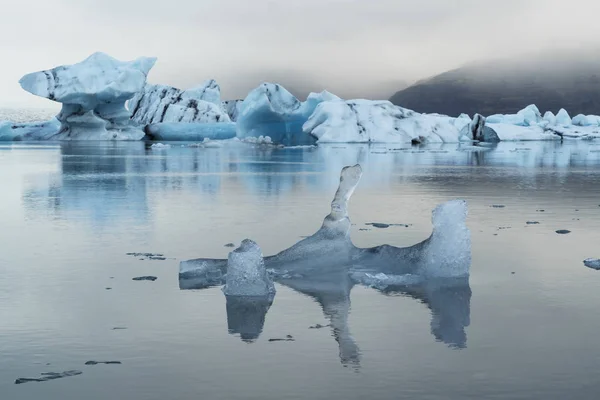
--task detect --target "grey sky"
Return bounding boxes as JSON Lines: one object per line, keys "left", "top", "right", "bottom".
{"left": 2, "top": 0, "right": 600, "bottom": 107}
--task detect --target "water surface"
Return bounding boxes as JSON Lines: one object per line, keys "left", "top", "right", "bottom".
{"left": 1, "top": 141, "right": 600, "bottom": 399}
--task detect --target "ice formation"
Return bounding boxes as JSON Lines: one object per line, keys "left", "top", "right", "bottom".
{"left": 303, "top": 100, "right": 474, "bottom": 144}
{"left": 129, "top": 81, "right": 231, "bottom": 126}
{"left": 19, "top": 52, "right": 156, "bottom": 140}
{"left": 222, "top": 99, "right": 243, "bottom": 122}
{"left": 481, "top": 105, "right": 600, "bottom": 142}
{"left": 179, "top": 164, "right": 472, "bottom": 355}
{"left": 236, "top": 83, "right": 340, "bottom": 146}
{"left": 223, "top": 239, "right": 275, "bottom": 297}
{"left": 144, "top": 122, "right": 236, "bottom": 141}
{"left": 584, "top": 259, "right": 600, "bottom": 270}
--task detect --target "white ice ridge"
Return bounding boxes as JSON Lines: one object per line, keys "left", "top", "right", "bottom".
{"left": 303, "top": 100, "right": 477, "bottom": 144}
{"left": 483, "top": 105, "right": 600, "bottom": 141}
{"left": 223, "top": 240, "right": 275, "bottom": 297}
{"left": 128, "top": 80, "right": 231, "bottom": 126}
{"left": 19, "top": 52, "right": 156, "bottom": 140}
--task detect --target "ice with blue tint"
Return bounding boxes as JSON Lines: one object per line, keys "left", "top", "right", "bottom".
{"left": 487, "top": 104, "right": 542, "bottom": 126}
{"left": 180, "top": 163, "right": 472, "bottom": 284}
{"left": 144, "top": 122, "right": 236, "bottom": 141}
{"left": 19, "top": 52, "right": 155, "bottom": 140}
{"left": 236, "top": 83, "right": 340, "bottom": 146}
{"left": 223, "top": 239, "right": 275, "bottom": 297}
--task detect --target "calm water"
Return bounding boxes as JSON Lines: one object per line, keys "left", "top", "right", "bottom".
{"left": 1, "top": 141, "right": 600, "bottom": 399}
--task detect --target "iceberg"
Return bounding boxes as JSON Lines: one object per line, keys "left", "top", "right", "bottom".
{"left": 555, "top": 108, "right": 572, "bottom": 126}
{"left": 236, "top": 83, "right": 340, "bottom": 146}
{"left": 19, "top": 52, "right": 156, "bottom": 140}
{"left": 481, "top": 105, "right": 600, "bottom": 141}
{"left": 179, "top": 164, "right": 472, "bottom": 356}
{"left": 129, "top": 80, "right": 231, "bottom": 126}
{"left": 303, "top": 100, "right": 473, "bottom": 144}
{"left": 486, "top": 104, "right": 542, "bottom": 126}
{"left": 222, "top": 99, "right": 243, "bottom": 122}
{"left": 180, "top": 163, "right": 471, "bottom": 283}
{"left": 543, "top": 111, "right": 556, "bottom": 126}
{"left": 144, "top": 122, "right": 236, "bottom": 141}
{"left": 223, "top": 239, "right": 275, "bottom": 297}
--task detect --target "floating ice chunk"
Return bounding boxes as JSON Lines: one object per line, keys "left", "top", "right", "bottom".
{"left": 150, "top": 143, "right": 171, "bottom": 149}
{"left": 555, "top": 108, "right": 572, "bottom": 126}
{"left": 486, "top": 105, "right": 541, "bottom": 127}
{"left": 484, "top": 123, "right": 559, "bottom": 141}
{"left": 129, "top": 82, "right": 230, "bottom": 126}
{"left": 304, "top": 100, "right": 471, "bottom": 144}
{"left": 144, "top": 122, "right": 236, "bottom": 141}
{"left": 223, "top": 240, "right": 275, "bottom": 297}
{"left": 241, "top": 135, "right": 273, "bottom": 145}
{"left": 584, "top": 259, "right": 600, "bottom": 270}
{"left": 543, "top": 111, "right": 556, "bottom": 126}
{"left": 419, "top": 200, "right": 471, "bottom": 278}
{"left": 236, "top": 83, "right": 337, "bottom": 145}
{"left": 572, "top": 114, "right": 600, "bottom": 127}
{"left": 19, "top": 52, "right": 155, "bottom": 140}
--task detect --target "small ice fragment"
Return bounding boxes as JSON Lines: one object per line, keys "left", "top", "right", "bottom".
{"left": 526, "top": 221, "right": 540, "bottom": 225}
{"left": 555, "top": 230, "right": 571, "bottom": 235}
{"left": 224, "top": 243, "right": 236, "bottom": 248}
{"left": 150, "top": 143, "right": 171, "bottom": 149}
{"left": 490, "top": 205, "right": 506, "bottom": 208}
{"left": 223, "top": 240, "right": 275, "bottom": 297}
{"left": 584, "top": 259, "right": 600, "bottom": 270}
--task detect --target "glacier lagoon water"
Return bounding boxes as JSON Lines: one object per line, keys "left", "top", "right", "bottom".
{"left": 1, "top": 141, "right": 600, "bottom": 399}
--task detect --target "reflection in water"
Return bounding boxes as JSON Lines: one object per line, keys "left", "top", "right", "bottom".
{"left": 181, "top": 165, "right": 472, "bottom": 367}
{"left": 18, "top": 141, "right": 600, "bottom": 226}
{"left": 225, "top": 295, "right": 273, "bottom": 343}
{"left": 13, "top": 141, "right": 600, "bottom": 366}
{"left": 381, "top": 279, "right": 471, "bottom": 349}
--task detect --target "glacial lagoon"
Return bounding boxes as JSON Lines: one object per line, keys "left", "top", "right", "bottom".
{"left": 2, "top": 141, "right": 600, "bottom": 399}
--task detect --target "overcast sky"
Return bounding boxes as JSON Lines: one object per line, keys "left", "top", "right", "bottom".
{"left": 2, "top": 0, "right": 600, "bottom": 108}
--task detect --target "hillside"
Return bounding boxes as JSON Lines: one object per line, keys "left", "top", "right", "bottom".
{"left": 389, "top": 50, "right": 600, "bottom": 116}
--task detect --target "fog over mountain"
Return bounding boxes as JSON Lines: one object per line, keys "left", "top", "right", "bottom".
{"left": 390, "top": 49, "right": 600, "bottom": 116}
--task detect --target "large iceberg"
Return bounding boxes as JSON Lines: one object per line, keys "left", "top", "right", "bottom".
{"left": 303, "top": 100, "right": 475, "bottom": 144}
{"left": 236, "top": 83, "right": 340, "bottom": 146}
{"left": 129, "top": 80, "right": 231, "bottom": 126}
{"left": 19, "top": 52, "right": 156, "bottom": 140}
